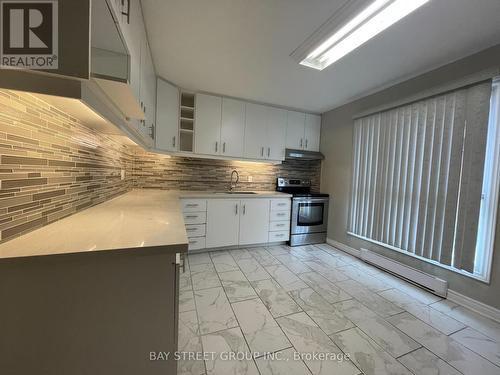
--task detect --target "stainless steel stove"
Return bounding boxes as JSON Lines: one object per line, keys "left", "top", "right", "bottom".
{"left": 276, "top": 177, "right": 329, "bottom": 246}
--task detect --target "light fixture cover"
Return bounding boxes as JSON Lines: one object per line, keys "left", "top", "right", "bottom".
{"left": 292, "top": 0, "right": 430, "bottom": 70}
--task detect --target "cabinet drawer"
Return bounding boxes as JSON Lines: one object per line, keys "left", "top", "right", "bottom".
{"left": 182, "top": 199, "right": 207, "bottom": 212}
{"left": 270, "top": 210, "right": 290, "bottom": 221}
{"left": 185, "top": 224, "right": 206, "bottom": 238}
{"left": 271, "top": 199, "right": 291, "bottom": 211}
{"left": 269, "top": 231, "right": 289, "bottom": 242}
{"left": 269, "top": 221, "right": 290, "bottom": 232}
{"left": 183, "top": 212, "right": 207, "bottom": 225}
{"left": 188, "top": 237, "right": 206, "bottom": 250}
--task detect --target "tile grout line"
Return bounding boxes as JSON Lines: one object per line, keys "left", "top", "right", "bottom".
{"left": 210, "top": 249, "right": 264, "bottom": 375}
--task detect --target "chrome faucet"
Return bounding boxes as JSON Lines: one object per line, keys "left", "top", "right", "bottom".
{"left": 229, "top": 169, "right": 239, "bottom": 191}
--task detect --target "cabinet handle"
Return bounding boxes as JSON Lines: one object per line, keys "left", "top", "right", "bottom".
{"left": 267, "top": 147, "right": 270, "bottom": 157}
{"left": 185, "top": 215, "right": 198, "bottom": 219}
{"left": 185, "top": 204, "right": 198, "bottom": 207}
{"left": 305, "top": 139, "right": 308, "bottom": 149}
{"left": 223, "top": 142, "right": 226, "bottom": 153}
{"left": 215, "top": 141, "right": 218, "bottom": 153}
{"left": 300, "top": 138, "right": 303, "bottom": 148}
{"left": 276, "top": 223, "right": 285, "bottom": 227}
{"left": 149, "top": 124, "right": 155, "bottom": 139}
{"left": 243, "top": 204, "right": 246, "bottom": 215}
{"left": 276, "top": 234, "right": 284, "bottom": 238}
{"left": 235, "top": 204, "right": 238, "bottom": 215}
{"left": 261, "top": 147, "right": 264, "bottom": 156}
{"left": 277, "top": 203, "right": 286, "bottom": 206}
{"left": 277, "top": 213, "right": 285, "bottom": 216}
{"left": 172, "top": 136, "right": 176, "bottom": 147}
{"left": 186, "top": 227, "right": 197, "bottom": 231}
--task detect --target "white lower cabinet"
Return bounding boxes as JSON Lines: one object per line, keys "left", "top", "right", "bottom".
{"left": 206, "top": 199, "right": 240, "bottom": 248}
{"left": 239, "top": 199, "right": 270, "bottom": 245}
{"left": 269, "top": 198, "right": 291, "bottom": 242}
{"left": 183, "top": 197, "right": 290, "bottom": 250}
{"left": 181, "top": 199, "right": 208, "bottom": 251}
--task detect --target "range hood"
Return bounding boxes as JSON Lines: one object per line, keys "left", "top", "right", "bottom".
{"left": 285, "top": 148, "right": 325, "bottom": 161}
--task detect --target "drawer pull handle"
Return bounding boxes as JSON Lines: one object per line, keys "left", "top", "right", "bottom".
{"left": 276, "top": 224, "right": 284, "bottom": 227}
{"left": 185, "top": 215, "right": 199, "bottom": 219}
{"left": 276, "top": 234, "right": 284, "bottom": 237}
{"left": 277, "top": 203, "right": 286, "bottom": 206}
{"left": 189, "top": 240, "right": 198, "bottom": 244}
{"left": 277, "top": 213, "right": 285, "bottom": 216}
{"left": 186, "top": 204, "right": 199, "bottom": 207}
{"left": 186, "top": 228, "right": 197, "bottom": 231}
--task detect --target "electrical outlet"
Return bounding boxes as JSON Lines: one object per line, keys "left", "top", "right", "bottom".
{"left": 121, "top": 170, "right": 126, "bottom": 180}
{"left": 248, "top": 176, "right": 253, "bottom": 182}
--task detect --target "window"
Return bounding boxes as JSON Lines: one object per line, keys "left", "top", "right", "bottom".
{"left": 348, "top": 79, "right": 497, "bottom": 281}
{"left": 475, "top": 78, "right": 500, "bottom": 281}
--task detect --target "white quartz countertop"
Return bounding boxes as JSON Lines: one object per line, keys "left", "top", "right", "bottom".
{"left": 0, "top": 189, "right": 291, "bottom": 260}
{"left": 0, "top": 190, "right": 189, "bottom": 260}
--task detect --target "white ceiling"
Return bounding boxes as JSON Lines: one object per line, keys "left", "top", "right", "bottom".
{"left": 141, "top": 0, "right": 500, "bottom": 114}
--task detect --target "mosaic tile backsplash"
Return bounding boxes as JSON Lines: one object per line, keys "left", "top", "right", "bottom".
{"left": 0, "top": 89, "right": 321, "bottom": 243}
{"left": 0, "top": 90, "right": 134, "bottom": 243}
{"left": 131, "top": 148, "right": 322, "bottom": 192}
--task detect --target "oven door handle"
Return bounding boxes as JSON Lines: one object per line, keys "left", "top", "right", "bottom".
{"left": 293, "top": 198, "right": 329, "bottom": 203}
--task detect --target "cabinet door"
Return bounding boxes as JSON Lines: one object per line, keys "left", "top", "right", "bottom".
{"left": 144, "top": 42, "right": 156, "bottom": 141}
{"left": 244, "top": 103, "right": 268, "bottom": 159}
{"left": 221, "top": 98, "right": 245, "bottom": 157}
{"left": 139, "top": 35, "right": 149, "bottom": 137}
{"left": 286, "top": 111, "right": 306, "bottom": 150}
{"left": 195, "top": 94, "right": 222, "bottom": 155}
{"left": 266, "top": 107, "right": 287, "bottom": 160}
{"left": 305, "top": 114, "right": 321, "bottom": 151}
{"left": 156, "top": 79, "right": 179, "bottom": 151}
{"left": 125, "top": 0, "right": 143, "bottom": 102}
{"left": 239, "top": 199, "right": 270, "bottom": 245}
{"left": 206, "top": 199, "right": 240, "bottom": 248}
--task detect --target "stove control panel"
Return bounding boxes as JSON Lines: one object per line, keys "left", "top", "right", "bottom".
{"left": 277, "top": 178, "right": 311, "bottom": 188}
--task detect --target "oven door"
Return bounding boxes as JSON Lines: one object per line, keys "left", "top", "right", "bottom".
{"left": 291, "top": 197, "right": 329, "bottom": 235}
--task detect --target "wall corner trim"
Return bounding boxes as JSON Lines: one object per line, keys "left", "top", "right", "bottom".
{"left": 325, "top": 237, "right": 500, "bottom": 323}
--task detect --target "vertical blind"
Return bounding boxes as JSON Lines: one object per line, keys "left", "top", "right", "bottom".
{"left": 348, "top": 81, "right": 492, "bottom": 273}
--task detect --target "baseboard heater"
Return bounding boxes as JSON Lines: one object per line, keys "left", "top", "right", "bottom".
{"left": 359, "top": 248, "right": 448, "bottom": 297}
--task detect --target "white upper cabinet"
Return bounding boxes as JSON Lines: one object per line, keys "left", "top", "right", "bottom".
{"left": 140, "top": 36, "right": 156, "bottom": 139}
{"left": 305, "top": 114, "right": 321, "bottom": 151}
{"left": 286, "top": 111, "right": 321, "bottom": 152}
{"left": 195, "top": 94, "right": 222, "bottom": 155}
{"left": 156, "top": 79, "right": 179, "bottom": 151}
{"left": 266, "top": 107, "right": 287, "bottom": 160}
{"left": 239, "top": 199, "right": 270, "bottom": 245}
{"left": 286, "top": 111, "right": 306, "bottom": 150}
{"left": 122, "top": 0, "right": 143, "bottom": 103}
{"left": 221, "top": 98, "right": 245, "bottom": 157}
{"left": 244, "top": 103, "right": 268, "bottom": 159}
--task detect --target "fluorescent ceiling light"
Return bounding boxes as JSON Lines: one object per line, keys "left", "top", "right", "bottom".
{"left": 300, "top": 0, "right": 430, "bottom": 70}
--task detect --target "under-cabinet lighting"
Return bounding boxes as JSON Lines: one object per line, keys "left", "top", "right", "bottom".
{"left": 300, "top": 0, "right": 430, "bottom": 70}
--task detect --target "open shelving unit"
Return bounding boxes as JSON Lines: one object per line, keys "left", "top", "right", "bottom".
{"left": 179, "top": 92, "right": 195, "bottom": 152}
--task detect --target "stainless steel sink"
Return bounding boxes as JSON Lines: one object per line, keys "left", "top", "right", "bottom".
{"left": 214, "top": 191, "right": 257, "bottom": 194}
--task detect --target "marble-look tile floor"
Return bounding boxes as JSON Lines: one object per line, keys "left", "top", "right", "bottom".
{"left": 178, "top": 244, "right": 500, "bottom": 375}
